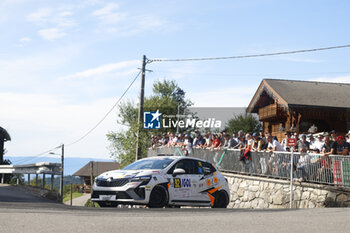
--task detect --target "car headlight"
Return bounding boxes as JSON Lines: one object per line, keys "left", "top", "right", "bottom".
{"left": 130, "top": 176, "right": 152, "bottom": 185}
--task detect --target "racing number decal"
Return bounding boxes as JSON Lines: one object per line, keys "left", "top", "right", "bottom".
{"left": 174, "top": 178, "right": 181, "bottom": 188}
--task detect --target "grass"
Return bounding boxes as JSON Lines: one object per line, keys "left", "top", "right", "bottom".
{"left": 62, "top": 192, "right": 84, "bottom": 203}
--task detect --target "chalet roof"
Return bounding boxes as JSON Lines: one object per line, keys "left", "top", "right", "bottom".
{"left": 73, "top": 161, "right": 120, "bottom": 177}
{"left": 247, "top": 79, "right": 350, "bottom": 113}
{"left": 0, "top": 127, "right": 11, "bottom": 141}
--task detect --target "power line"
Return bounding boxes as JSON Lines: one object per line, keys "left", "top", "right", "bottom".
{"left": 12, "top": 70, "right": 141, "bottom": 164}
{"left": 66, "top": 70, "right": 142, "bottom": 147}
{"left": 154, "top": 70, "right": 350, "bottom": 77}
{"left": 12, "top": 145, "right": 61, "bottom": 164}
{"left": 148, "top": 44, "right": 350, "bottom": 63}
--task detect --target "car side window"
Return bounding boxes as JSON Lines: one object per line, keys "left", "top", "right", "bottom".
{"left": 198, "top": 161, "right": 216, "bottom": 175}
{"left": 168, "top": 159, "right": 197, "bottom": 174}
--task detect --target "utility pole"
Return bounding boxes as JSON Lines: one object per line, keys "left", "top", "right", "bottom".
{"left": 60, "top": 144, "right": 64, "bottom": 202}
{"left": 90, "top": 161, "right": 94, "bottom": 207}
{"left": 135, "top": 55, "right": 147, "bottom": 161}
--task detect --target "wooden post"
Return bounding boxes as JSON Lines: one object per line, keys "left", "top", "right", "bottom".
{"left": 70, "top": 183, "right": 73, "bottom": 206}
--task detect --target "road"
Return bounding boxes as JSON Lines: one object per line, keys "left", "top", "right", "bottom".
{"left": 0, "top": 185, "right": 349, "bottom": 233}
{"left": 0, "top": 184, "right": 56, "bottom": 203}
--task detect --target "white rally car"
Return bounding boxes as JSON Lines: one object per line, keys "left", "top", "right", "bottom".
{"left": 92, "top": 156, "right": 230, "bottom": 208}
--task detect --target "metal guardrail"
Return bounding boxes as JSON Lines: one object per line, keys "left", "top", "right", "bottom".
{"left": 148, "top": 147, "right": 350, "bottom": 188}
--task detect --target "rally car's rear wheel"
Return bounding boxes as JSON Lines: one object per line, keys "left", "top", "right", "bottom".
{"left": 212, "top": 191, "right": 229, "bottom": 208}
{"left": 97, "top": 201, "right": 118, "bottom": 208}
{"left": 148, "top": 185, "right": 168, "bottom": 208}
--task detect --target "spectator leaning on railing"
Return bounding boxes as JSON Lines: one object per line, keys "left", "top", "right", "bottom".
{"left": 313, "top": 134, "right": 325, "bottom": 152}
{"left": 331, "top": 136, "right": 350, "bottom": 155}
{"left": 223, "top": 133, "right": 238, "bottom": 149}
{"left": 297, "top": 134, "right": 309, "bottom": 153}
{"left": 266, "top": 135, "right": 285, "bottom": 152}
{"left": 281, "top": 131, "right": 292, "bottom": 151}
{"left": 251, "top": 132, "right": 266, "bottom": 152}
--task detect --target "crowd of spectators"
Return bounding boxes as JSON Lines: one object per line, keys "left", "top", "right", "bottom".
{"left": 151, "top": 129, "right": 350, "bottom": 156}
{"left": 151, "top": 129, "right": 350, "bottom": 183}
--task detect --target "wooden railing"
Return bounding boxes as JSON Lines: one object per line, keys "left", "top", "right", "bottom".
{"left": 258, "top": 103, "right": 278, "bottom": 120}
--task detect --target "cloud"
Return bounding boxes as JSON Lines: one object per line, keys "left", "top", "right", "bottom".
{"left": 189, "top": 86, "right": 256, "bottom": 107}
{"left": 93, "top": 3, "right": 119, "bottom": 17}
{"left": 27, "top": 7, "right": 76, "bottom": 40}
{"left": 91, "top": 3, "right": 169, "bottom": 36}
{"left": 278, "top": 56, "right": 324, "bottom": 63}
{"left": 92, "top": 3, "right": 126, "bottom": 25}
{"left": 310, "top": 75, "right": 350, "bottom": 84}
{"left": 27, "top": 8, "right": 53, "bottom": 24}
{"left": 0, "top": 43, "right": 84, "bottom": 90}
{"left": 0, "top": 92, "right": 121, "bottom": 158}
{"left": 62, "top": 60, "right": 140, "bottom": 80}
{"left": 38, "top": 28, "right": 67, "bottom": 40}
{"left": 19, "top": 37, "right": 31, "bottom": 43}
{"left": 16, "top": 37, "right": 32, "bottom": 47}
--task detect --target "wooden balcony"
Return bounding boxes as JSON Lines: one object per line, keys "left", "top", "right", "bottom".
{"left": 258, "top": 104, "right": 279, "bottom": 120}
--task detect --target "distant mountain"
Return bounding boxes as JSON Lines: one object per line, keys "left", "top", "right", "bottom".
{"left": 4, "top": 156, "right": 116, "bottom": 175}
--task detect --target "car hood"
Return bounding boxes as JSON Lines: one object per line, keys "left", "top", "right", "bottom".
{"left": 97, "top": 169, "right": 163, "bottom": 180}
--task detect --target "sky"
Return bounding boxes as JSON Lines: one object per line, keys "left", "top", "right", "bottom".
{"left": 1, "top": 0, "right": 350, "bottom": 161}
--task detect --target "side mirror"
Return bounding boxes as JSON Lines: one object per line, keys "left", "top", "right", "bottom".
{"left": 172, "top": 168, "right": 186, "bottom": 177}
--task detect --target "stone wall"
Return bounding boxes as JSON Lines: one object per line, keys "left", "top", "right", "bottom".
{"left": 223, "top": 172, "right": 350, "bottom": 208}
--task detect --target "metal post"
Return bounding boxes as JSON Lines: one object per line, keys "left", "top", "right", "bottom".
{"left": 42, "top": 173, "right": 46, "bottom": 189}
{"left": 16, "top": 175, "right": 19, "bottom": 185}
{"left": 90, "top": 161, "right": 94, "bottom": 207}
{"left": 27, "top": 174, "right": 30, "bottom": 186}
{"left": 1, "top": 174, "right": 4, "bottom": 184}
{"left": 60, "top": 144, "right": 64, "bottom": 202}
{"left": 135, "top": 55, "right": 147, "bottom": 161}
{"left": 176, "top": 103, "right": 180, "bottom": 134}
{"left": 51, "top": 174, "right": 54, "bottom": 191}
{"left": 290, "top": 147, "right": 294, "bottom": 208}
{"left": 35, "top": 174, "right": 38, "bottom": 187}
{"left": 70, "top": 183, "right": 73, "bottom": 206}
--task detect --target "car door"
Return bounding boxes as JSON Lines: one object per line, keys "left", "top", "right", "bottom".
{"left": 195, "top": 161, "right": 218, "bottom": 202}
{"left": 168, "top": 159, "right": 202, "bottom": 202}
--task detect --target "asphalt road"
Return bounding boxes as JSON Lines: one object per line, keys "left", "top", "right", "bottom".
{"left": 0, "top": 185, "right": 349, "bottom": 233}
{"left": 0, "top": 184, "right": 56, "bottom": 203}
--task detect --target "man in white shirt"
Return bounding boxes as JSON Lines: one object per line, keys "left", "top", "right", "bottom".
{"left": 308, "top": 134, "right": 316, "bottom": 150}
{"left": 313, "top": 135, "right": 324, "bottom": 152}
{"left": 267, "top": 135, "right": 285, "bottom": 152}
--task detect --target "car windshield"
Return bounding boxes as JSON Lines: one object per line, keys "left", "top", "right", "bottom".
{"left": 122, "top": 157, "right": 175, "bottom": 170}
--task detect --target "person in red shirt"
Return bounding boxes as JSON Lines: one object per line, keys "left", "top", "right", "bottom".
{"left": 210, "top": 134, "right": 221, "bottom": 149}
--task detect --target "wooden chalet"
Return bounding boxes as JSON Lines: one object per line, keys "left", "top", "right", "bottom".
{"left": 247, "top": 79, "right": 350, "bottom": 141}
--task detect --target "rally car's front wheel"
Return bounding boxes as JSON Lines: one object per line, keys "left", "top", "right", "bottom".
{"left": 147, "top": 185, "right": 168, "bottom": 208}
{"left": 212, "top": 191, "right": 229, "bottom": 208}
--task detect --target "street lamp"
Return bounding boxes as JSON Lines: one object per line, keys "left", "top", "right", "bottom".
{"left": 50, "top": 143, "right": 64, "bottom": 202}
{"left": 175, "top": 88, "right": 185, "bottom": 134}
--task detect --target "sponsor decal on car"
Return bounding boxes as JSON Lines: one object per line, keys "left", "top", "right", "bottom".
{"left": 173, "top": 178, "right": 191, "bottom": 188}
{"left": 206, "top": 179, "right": 211, "bottom": 186}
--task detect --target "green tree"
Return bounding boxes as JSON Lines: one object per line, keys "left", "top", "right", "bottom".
{"left": 226, "top": 112, "right": 261, "bottom": 134}
{"left": 107, "top": 80, "right": 192, "bottom": 167}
